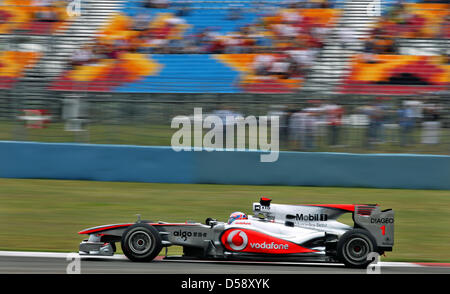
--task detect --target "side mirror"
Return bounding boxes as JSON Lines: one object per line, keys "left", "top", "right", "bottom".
{"left": 205, "top": 217, "right": 217, "bottom": 226}
{"left": 260, "top": 197, "right": 272, "bottom": 207}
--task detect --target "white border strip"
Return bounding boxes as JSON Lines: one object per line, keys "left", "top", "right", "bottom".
{"left": 0, "top": 251, "right": 127, "bottom": 260}
{"left": 0, "top": 251, "right": 430, "bottom": 267}
{"left": 379, "top": 262, "right": 423, "bottom": 268}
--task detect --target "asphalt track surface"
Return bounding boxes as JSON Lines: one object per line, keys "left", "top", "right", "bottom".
{"left": 0, "top": 251, "right": 449, "bottom": 274}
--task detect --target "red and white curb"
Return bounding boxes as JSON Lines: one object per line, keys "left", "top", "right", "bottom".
{"left": 0, "top": 251, "right": 448, "bottom": 268}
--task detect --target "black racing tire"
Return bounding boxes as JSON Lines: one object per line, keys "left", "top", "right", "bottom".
{"left": 337, "top": 229, "right": 378, "bottom": 269}
{"left": 121, "top": 223, "right": 162, "bottom": 262}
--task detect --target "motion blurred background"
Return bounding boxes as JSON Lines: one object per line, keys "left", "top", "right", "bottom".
{"left": 0, "top": 0, "right": 449, "bottom": 262}
{"left": 0, "top": 0, "right": 448, "bottom": 152}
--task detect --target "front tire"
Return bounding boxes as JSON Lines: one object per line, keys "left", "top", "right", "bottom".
{"left": 337, "top": 229, "right": 378, "bottom": 269}
{"left": 121, "top": 223, "right": 162, "bottom": 262}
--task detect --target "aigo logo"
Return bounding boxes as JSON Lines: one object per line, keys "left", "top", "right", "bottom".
{"left": 227, "top": 230, "right": 248, "bottom": 251}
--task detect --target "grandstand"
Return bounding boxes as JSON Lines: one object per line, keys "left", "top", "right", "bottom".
{"left": 48, "top": 0, "right": 342, "bottom": 93}
{"left": 0, "top": 1, "right": 449, "bottom": 273}
{"left": 338, "top": 2, "right": 449, "bottom": 95}
{"left": 0, "top": 0, "right": 447, "bottom": 94}
{"left": 0, "top": 0, "right": 448, "bottom": 153}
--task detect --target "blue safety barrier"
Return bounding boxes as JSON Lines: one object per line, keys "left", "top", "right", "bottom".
{"left": 0, "top": 141, "right": 195, "bottom": 184}
{"left": 0, "top": 141, "right": 448, "bottom": 189}
{"left": 194, "top": 150, "right": 450, "bottom": 190}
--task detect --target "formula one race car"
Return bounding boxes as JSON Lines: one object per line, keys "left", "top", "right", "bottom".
{"left": 78, "top": 198, "right": 394, "bottom": 268}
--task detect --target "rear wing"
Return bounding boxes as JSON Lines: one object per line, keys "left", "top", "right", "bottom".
{"left": 354, "top": 205, "right": 394, "bottom": 251}
{"left": 253, "top": 198, "right": 394, "bottom": 251}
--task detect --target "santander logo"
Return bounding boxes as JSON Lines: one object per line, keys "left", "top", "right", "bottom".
{"left": 227, "top": 230, "right": 248, "bottom": 251}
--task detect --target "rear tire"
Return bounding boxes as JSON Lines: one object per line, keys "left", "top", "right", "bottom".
{"left": 121, "top": 223, "right": 162, "bottom": 262}
{"left": 337, "top": 229, "right": 378, "bottom": 269}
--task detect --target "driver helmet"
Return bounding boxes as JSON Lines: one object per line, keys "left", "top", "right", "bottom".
{"left": 228, "top": 211, "right": 248, "bottom": 224}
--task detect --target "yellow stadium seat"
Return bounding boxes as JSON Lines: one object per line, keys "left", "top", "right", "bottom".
{"left": 68, "top": 60, "right": 115, "bottom": 82}
{"left": 0, "top": 51, "right": 40, "bottom": 77}
{"left": 119, "top": 53, "right": 162, "bottom": 77}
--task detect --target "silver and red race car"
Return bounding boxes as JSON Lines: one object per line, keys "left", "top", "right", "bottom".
{"left": 78, "top": 198, "right": 394, "bottom": 268}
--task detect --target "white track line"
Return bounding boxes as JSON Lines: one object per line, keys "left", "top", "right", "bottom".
{"left": 0, "top": 251, "right": 430, "bottom": 267}
{"left": 0, "top": 251, "right": 126, "bottom": 260}
{"left": 379, "top": 262, "right": 422, "bottom": 268}
{"left": 162, "top": 258, "right": 345, "bottom": 267}
{"left": 160, "top": 257, "right": 423, "bottom": 268}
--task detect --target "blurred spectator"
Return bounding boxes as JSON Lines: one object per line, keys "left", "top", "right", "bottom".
{"left": 280, "top": 8, "right": 303, "bottom": 24}
{"left": 286, "top": 0, "right": 305, "bottom": 9}
{"left": 144, "top": 0, "right": 169, "bottom": 9}
{"left": 374, "top": 97, "right": 391, "bottom": 143}
{"left": 324, "top": 102, "right": 344, "bottom": 147}
{"left": 223, "top": 33, "right": 244, "bottom": 54}
{"left": 363, "top": 103, "right": 384, "bottom": 147}
{"left": 227, "top": 5, "right": 244, "bottom": 21}
{"left": 71, "top": 46, "right": 93, "bottom": 68}
{"left": 288, "top": 48, "right": 315, "bottom": 73}
{"left": 373, "top": 1, "right": 448, "bottom": 41}
{"left": 440, "top": 15, "right": 450, "bottom": 39}
{"left": 302, "top": 109, "right": 319, "bottom": 150}
{"left": 133, "top": 13, "right": 151, "bottom": 31}
{"left": 84, "top": 1, "right": 336, "bottom": 58}
{"left": 421, "top": 104, "right": 441, "bottom": 145}
{"left": 288, "top": 109, "right": 303, "bottom": 150}
{"left": 380, "top": 100, "right": 397, "bottom": 144}
{"left": 253, "top": 54, "right": 276, "bottom": 76}
{"left": 362, "top": 38, "right": 378, "bottom": 63}
{"left": 398, "top": 101, "right": 416, "bottom": 147}
{"left": 337, "top": 25, "right": 357, "bottom": 52}
{"left": 269, "top": 56, "right": 291, "bottom": 79}
{"left": 288, "top": 108, "right": 319, "bottom": 150}
{"left": 34, "top": 0, "right": 59, "bottom": 22}
{"left": 175, "top": 2, "right": 191, "bottom": 17}
{"left": 268, "top": 105, "right": 289, "bottom": 148}
{"left": 214, "top": 106, "right": 242, "bottom": 148}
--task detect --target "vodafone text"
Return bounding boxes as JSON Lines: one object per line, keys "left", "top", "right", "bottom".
{"left": 250, "top": 241, "right": 289, "bottom": 250}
